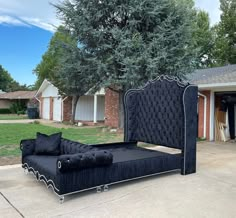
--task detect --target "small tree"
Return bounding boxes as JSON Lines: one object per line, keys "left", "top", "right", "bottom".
{"left": 55, "top": 0, "right": 197, "bottom": 127}
{"left": 53, "top": 38, "right": 101, "bottom": 123}
{"left": 34, "top": 26, "right": 74, "bottom": 88}
{"left": 0, "top": 65, "right": 29, "bottom": 92}
{"left": 192, "top": 10, "right": 215, "bottom": 68}
{"left": 212, "top": 0, "right": 236, "bottom": 65}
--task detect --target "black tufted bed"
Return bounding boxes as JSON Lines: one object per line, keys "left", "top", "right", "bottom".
{"left": 20, "top": 76, "right": 198, "bottom": 203}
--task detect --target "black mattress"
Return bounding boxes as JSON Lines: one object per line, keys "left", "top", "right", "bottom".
{"left": 24, "top": 144, "right": 182, "bottom": 195}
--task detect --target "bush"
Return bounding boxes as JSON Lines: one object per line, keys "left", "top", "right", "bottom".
{"left": 10, "top": 102, "right": 26, "bottom": 114}
{"left": 17, "top": 110, "right": 26, "bottom": 115}
{"left": 32, "top": 120, "right": 40, "bottom": 124}
{"left": 0, "top": 108, "right": 11, "bottom": 114}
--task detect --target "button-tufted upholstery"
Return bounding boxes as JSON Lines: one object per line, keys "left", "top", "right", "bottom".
{"left": 60, "top": 138, "right": 94, "bottom": 154}
{"left": 124, "top": 77, "right": 197, "bottom": 150}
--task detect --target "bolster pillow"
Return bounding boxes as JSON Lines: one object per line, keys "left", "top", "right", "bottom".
{"left": 57, "top": 150, "right": 113, "bottom": 173}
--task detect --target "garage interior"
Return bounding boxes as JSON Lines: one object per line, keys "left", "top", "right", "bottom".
{"left": 215, "top": 92, "right": 236, "bottom": 142}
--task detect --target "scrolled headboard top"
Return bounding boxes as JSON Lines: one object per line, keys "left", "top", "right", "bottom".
{"left": 124, "top": 75, "right": 198, "bottom": 150}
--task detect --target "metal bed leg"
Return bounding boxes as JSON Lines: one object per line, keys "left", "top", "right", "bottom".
{"left": 96, "top": 186, "right": 102, "bottom": 193}
{"left": 24, "top": 168, "right": 29, "bottom": 175}
{"left": 59, "top": 196, "right": 64, "bottom": 204}
{"left": 36, "top": 172, "right": 39, "bottom": 181}
{"left": 103, "top": 185, "right": 109, "bottom": 192}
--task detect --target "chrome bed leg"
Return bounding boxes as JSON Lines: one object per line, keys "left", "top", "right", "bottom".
{"left": 36, "top": 172, "right": 39, "bottom": 181}
{"left": 59, "top": 196, "right": 64, "bottom": 204}
{"left": 24, "top": 168, "right": 29, "bottom": 175}
{"left": 96, "top": 186, "right": 102, "bottom": 193}
{"left": 103, "top": 185, "right": 109, "bottom": 192}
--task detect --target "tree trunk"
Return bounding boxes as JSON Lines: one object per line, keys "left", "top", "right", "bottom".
{"left": 118, "top": 91, "right": 125, "bottom": 129}
{"left": 71, "top": 95, "right": 80, "bottom": 124}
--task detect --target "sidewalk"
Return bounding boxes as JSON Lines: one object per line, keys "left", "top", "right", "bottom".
{"left": 0, "top": 120, "right": 34, "bottom": 124}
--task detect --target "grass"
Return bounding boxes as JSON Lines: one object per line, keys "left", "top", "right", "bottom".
{"left": 0, "top": 123, "right": 123, "bottom": 157}
{"left": 0, "top": 114, "right": 28, "bottom": 120}
{"left": 197, "top": 137, "right": 206, "bottom": 142}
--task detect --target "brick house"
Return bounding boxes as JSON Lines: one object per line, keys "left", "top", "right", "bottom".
{"left": 35, "top": 79, "right": 105, "bottom": 123}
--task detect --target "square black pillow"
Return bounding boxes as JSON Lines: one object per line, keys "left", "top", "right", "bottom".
{"left": 35, "top": 132, "right": 62, "bottom": 155}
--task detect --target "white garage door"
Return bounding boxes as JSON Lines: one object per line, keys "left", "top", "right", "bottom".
{"left": 53, "top": 97, "right": 62, "bottom": 121}
{"left": 42, "top": 98, "right": 50, "bottom": 120}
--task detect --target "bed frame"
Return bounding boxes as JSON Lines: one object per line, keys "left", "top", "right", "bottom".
{"left": 20, "top": 76, "right": 198, "bottom": 203}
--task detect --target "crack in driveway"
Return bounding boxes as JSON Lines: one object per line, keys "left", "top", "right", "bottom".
{"left": 0, "top": 191, "right": 24, "bottom": 218}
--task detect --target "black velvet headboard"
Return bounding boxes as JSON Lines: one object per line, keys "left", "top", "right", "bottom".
{"left": 124, "top": 76, "right": 198, "bottom": 151}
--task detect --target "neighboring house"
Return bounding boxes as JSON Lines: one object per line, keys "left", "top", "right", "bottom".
{"left": 189, "top": 64, "right": 236, "bottom": 141}
{"left": 36, "top": 79, "right": 105, "bottom": 123}
{"left": 0, "top": 90, "right": 37, "bottom": 110}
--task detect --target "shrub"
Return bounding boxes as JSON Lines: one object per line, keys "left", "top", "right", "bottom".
{"left": 0, "top": 108, "right": 11, "bottom": 114}
{"left": 32, "top": 120, "right": 40, "bottom": 124}
{"left": 10, "top": 102, "right": 26, "bottom": 114}
{"left": 17, "top": 110, "right": 26, "bottom": 115}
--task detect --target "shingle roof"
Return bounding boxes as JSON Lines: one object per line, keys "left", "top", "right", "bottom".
{"left": 0, "top": 91, "right": 37, "bottom": 99}
{"left": 188, "top": 64, "right": 236, "bottom": 85}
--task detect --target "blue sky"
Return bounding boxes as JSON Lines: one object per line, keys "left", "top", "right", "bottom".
{"left": 0, "top": 25, "right": 52, "bottom": 85}
{"left": 0, "top": 0, "right": 220, "bottom": 86}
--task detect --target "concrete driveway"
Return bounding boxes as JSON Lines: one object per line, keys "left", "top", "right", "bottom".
{"left": 0, "top": 142, "right": 236, "bottom": 218}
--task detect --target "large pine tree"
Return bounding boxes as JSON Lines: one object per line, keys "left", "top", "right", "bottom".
{"left": 55, "top": 0, "right": 197, "bottom": 126}
{"left": 56, "top": 0, "right": 196, "bottom": 85}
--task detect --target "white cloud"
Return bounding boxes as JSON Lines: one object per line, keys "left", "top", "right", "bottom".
{"left": 195, "top": 0, "right": 221, "bottom": 25}
{"left": 20, "top": 17, "right": 57, "bottom": 32}
{"left": 0, "top": 0, "right": 61, "bottom": 32}
{"left": 0, "top": 15, "right": 29, "bottom": 26}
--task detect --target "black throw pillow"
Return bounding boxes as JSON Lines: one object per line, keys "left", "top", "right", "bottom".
{"left": 35, "top": 132, "right": 62, "bottom": 155}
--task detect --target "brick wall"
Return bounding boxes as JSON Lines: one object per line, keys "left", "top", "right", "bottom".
{"left": 198, "top": 90, "right": 211, "bottom": 140}
{"left": 104, "top": 88, "right": 119, "bottom": 128}
{"left": 63, "top": 96, "right": 72, "bottom": 122}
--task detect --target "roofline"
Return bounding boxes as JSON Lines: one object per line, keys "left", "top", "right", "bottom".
{"left": 197, "top": 82, "right": 236, "bottom": 89}
{"left": 35, "top": 79, "right": 105, "bottom": 97}
{"left": 0, "top": 91, "right": 36, "bottom": 100}
{"left": 35, "top": 79, "right": 53, "bottom": 97}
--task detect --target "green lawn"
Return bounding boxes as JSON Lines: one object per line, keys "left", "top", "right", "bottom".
{"left": 0, "top": 123, "right": 123, "bottom": 157}
{"left": 0, "top": 114, "right": 28, "bottom": 120}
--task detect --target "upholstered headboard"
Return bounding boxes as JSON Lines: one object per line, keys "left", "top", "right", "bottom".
{"left": 124, "top": 76, "right": 198, "bottom": 150}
